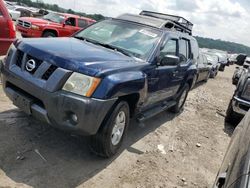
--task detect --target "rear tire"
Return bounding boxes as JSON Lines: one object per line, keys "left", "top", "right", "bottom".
{"left": 170, "top": 84, "right": 190, "bottom": 113}
{"left": 90, "top": 101, "right": 130, "bottom": 158}
{"left": 42, "top": 31, "right": 56, "bottom": 37}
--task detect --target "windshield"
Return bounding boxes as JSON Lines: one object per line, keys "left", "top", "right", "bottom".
{"left": 74, "top": 20, "right": 162, "bottom": 60}
{"left": 43, "top": 12, "right": 65, "bottom": 23}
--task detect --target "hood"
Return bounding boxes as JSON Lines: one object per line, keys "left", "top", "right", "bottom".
{"left": 17, "top": 37, "right": 143, "bottom": 77}
{"left": 19, "top": 17, "right": 58, "bottom": 26}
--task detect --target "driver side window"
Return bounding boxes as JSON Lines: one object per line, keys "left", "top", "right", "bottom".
{"left": 65, "top": 17, "right": 76, "bottom": 26}
{"left": 160, "top": 39, "right": 177, "bottom": 58}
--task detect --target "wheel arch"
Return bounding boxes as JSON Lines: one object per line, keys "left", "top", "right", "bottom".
{"left": 42, "top": 29, "right": 58, "bottom": 37}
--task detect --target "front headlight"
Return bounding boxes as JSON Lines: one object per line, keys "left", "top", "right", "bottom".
{"left": 242, "top": 79, "right": 250, "bottom": 100}
{"left": 62, "top": 73, "right": 101, "bottom": 97}
{"left": 31, "top": 25, "right": 40, "bottom": 30}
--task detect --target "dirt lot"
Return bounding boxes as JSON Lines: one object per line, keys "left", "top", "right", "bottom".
{"left": 0, "top": 65, "right": 236, "bottom": 188}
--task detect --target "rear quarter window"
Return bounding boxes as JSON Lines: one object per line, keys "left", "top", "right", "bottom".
{"left": 190, "top": 39, "right": 199, "bottom": 62}
{"left": 78, "top": 19, "right": 88, "bottom": 28}
{"left": 0, "top": 10, "right": 3, "bottom": 16}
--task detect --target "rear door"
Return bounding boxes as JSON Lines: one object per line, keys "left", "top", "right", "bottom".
{"left": 175, "top": 38, "right": 192, "bottom": 84}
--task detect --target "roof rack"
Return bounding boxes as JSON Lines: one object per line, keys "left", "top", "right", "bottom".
{"left": 140, "top": 10, "right": 193, "bottom": 35}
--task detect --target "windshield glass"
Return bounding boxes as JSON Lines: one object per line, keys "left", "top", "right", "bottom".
{"left": 74, "top": 20, "right": 162, "bottom": 60}
{"left": 43, "top": 12, "right": 65, "bottom": 23}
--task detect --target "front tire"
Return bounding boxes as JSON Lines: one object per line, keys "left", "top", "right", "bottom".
{"left": 90, "top": 101, "right": 130, "bottom": 158}
{"left": 170, "top": 84, "right": 190, "bottom": 113}
{"left": 42, "top": 31, "right": 56, "bottom": 37}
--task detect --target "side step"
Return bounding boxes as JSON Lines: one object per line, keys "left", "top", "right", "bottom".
{"left": 137, "top": 101, "right": 176, "bottom": 122}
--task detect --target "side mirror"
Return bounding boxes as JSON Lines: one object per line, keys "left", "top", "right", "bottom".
{"left": 208, "top": 62, "right": 213, "bottom": 66}
{"left": 62, "top": 20, "right": 66, "bottom": 27}
{"left": 159, "top": 55, "right": 180, "bottom": 66}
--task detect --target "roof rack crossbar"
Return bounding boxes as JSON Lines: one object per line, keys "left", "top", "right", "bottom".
{"left": 140, "top": 10, "right": 193, "bottom": 35}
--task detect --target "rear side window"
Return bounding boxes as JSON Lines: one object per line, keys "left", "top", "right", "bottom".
{"left": 78, "top": 19, "right": 88, "bottom": 28}
{"left": 190, "top": 39, "right": 199, "bottom": 61}
{"left": 179, "top": 39, "right": 190, "bottom": 64}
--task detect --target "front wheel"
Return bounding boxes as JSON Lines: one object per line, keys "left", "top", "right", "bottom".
{"left": 42, "top": 31, "right": 56, "bottom": 37}
{"left": 170, "top": 84, "right": 190, "bottom": 113}
{"left": 90, "top": 101, "right": 130, "bottom": 158}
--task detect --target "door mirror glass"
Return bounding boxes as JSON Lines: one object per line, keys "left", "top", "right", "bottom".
{"left": 160, "top": 55, "right": 180, "bottom": 66}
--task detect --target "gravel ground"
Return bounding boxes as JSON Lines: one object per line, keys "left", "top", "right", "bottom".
{"left": 0, "top": 65, "right": 236, "bottom": 188}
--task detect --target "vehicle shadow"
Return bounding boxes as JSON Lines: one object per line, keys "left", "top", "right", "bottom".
{"left": 0, "top": 108, "right": 177, "bottom": 188}
{"left": 192, "top": 81, "right": 207, "bottom": 90}
{"left": 223, "top": 121, "right": 236, "bottom": 137}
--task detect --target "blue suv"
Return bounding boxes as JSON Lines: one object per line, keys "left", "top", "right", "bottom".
{"left": 1, "top": 11, "right": 198, "bottom": 157}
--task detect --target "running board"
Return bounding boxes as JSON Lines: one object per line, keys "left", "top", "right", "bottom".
{"left": 137, "top": 101, "right": 176, "bottom": 122}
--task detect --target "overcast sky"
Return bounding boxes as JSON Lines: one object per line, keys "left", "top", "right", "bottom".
{"left": 42, "top": 0, "right": 250, "bottom": 46}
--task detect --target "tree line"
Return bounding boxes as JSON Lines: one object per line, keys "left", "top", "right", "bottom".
{"left": 195, "top": 36, "right": 250, "bottom": 55}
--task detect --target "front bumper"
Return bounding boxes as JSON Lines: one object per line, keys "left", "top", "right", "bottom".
{"left": 1, "top": 65, "right": 117, "bottom": 135}
{"left": 16, "top": 25, "right": 42, "bottom": 37}
{"left": 232, "top": 96, "right": 250, "bottom": 116}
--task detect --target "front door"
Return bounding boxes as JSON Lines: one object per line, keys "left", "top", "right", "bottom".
{"left": 145, "top": 37, "right": 181, "bottom": 106}
{"left": 60, "top": 17, "right": 79, "bottom": 36}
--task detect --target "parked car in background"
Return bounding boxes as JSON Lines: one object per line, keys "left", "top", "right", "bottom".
{"left": 201, "top": 49, "right": 228, "bottom": 72}
{"left": 204, "top": 52, "right": 220, "bottom": 78}
{"left": 17, "top": 12, "right": 96, "bottom": 37}
{"left": 1, "top": 11, "right": 198, "bottom": 157}
{"left": 213, "top": 110, "right": 250, "bottom": 188}
{"left": 226, "top": 67, "right": 250, "bottom": 125}
{"left": 4, "top": 2, "right": 20, "bottom": 20}
{"left": 192, "top": 52, "right": 211, "bottom": 87}
{"left": 243, "top": 57, "right": 250, "bottom": 69}
{"left": 216, "top": 52, "right": 229, "bottom": 71}
{"left": 0, "top": 0, "right": 16, "bottom": 56}
{"left": 229, "top": 53, "right": 238, "bottom": 65}
{"left": 232, "top": 55, "right": 248, "bottom": 85}
{"left": 232, "top": 67, "right": 245, "bottom": 85}
{"left": 15, "top": 7, "right": 47, "bottom": 17}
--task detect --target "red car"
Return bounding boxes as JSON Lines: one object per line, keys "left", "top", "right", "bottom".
{"left": 17, "top": 12, "right": 96, "bottom": 37}
{"left": 0, "top": 0, "right": 16, "bottom": 55}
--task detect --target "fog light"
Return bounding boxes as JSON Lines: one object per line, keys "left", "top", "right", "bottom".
{"left": 70, "top": 113, "right": 78, "bottom": 125}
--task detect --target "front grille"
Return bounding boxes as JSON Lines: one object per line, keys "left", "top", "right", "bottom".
{"left": 42, "top": 65, "right": 57, "bottom": 80}
{"left": 26, "top": 54, "right": 43, "bottom": 74}
{"left": 13, "top": 50, "right": 58, "bottom": 80}
{"left": 16, "top": 50, "right": 24, "bottom": 67}
{"left": 18, "top": 20, "right": 31, "bottom": 28}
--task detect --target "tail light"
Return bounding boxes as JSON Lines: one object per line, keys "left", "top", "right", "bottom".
{"left": 7, "top": 19, "right": 16, "bottom": 39}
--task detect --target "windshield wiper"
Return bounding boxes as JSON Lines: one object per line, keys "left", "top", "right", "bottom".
{"left": 74, "top": 36, "right": 133, "bottom": 58}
